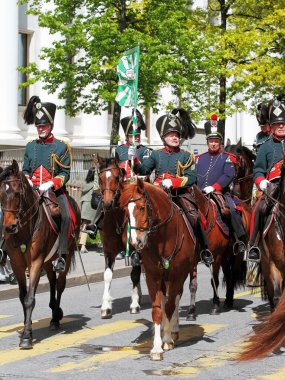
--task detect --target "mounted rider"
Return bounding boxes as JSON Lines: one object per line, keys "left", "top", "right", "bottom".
{"left": 247, "top": 97, "right": 285, "bottom": 262}
{"left": 84, "top": 110, "right": 151, "bottom": 258}
{"left": 195, "top": 114, "right": 246, "bottom": 255}
{"left": 128, "top": 108, "right": 211, "bottom": 263}
{"left": 23, "top": 96, "right": 72, "bottom": 272}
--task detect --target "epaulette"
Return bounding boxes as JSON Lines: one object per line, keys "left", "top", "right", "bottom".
{"left": 26, "top": 139, "right": 37, "bottom": 144}
{"left": 224, "top": 151, "right": 238, "bottom": 164}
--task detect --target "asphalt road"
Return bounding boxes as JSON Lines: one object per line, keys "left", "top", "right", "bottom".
{"left": 0, "top": 263, "right": 284, "bottom": 380}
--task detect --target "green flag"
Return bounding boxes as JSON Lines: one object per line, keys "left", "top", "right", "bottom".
{"left": 116, "top": 46, "right": 140, "bottom": 107}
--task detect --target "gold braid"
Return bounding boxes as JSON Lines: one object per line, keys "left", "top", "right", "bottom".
{"left": 177, "top": 149, "right": 194, "bottom": 177}
{"left": 51, "top": 141, "right": 72, "bottom": 177}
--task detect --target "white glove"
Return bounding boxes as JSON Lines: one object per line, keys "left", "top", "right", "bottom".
{"left": 39, "top": 181, "right": 54, "bottom": 192}
{"left": 128, "top": 146, "right": 137, "bottom": 160}
{"left": 203, "top": 186, "right": 215, "bottom": 194}
{"left": 162, "top": 179, "right": 173, "bottom": 189}
{"left": 259, "top": 179, "right": 270, "bottom": 191}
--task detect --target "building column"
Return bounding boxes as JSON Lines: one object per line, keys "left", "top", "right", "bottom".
{"left": 0, "top": 2, "right": 24, "bottom": 145}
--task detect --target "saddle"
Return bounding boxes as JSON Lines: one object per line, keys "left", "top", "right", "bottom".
{"left": 211, "top": 192, "right": 231, "bottom": 219}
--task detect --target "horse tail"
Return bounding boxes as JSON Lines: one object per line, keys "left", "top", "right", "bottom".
{"left": 238, "top": 289, "right": 285, "bottom": 361}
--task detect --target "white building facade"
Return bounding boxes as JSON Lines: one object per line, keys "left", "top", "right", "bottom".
{"left": 0, "top": 1, "right": 259, "bottom": 161}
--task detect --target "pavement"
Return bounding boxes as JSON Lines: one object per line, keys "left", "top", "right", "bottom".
{"left": 0, "top": 245, "right": 132, "bottom": 300}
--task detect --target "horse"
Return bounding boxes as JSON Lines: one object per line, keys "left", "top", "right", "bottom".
{"left": 119, "top": 179, "right": 198, "bottom": 360}
{"left": 224, "top": 139, "right": 255, "bottom": 205}
{"left": 0, "top": 160, "right": 80, "bottom": 349}
{"left": 97, "top": 157, "right": 143, "bottom": 317}
{"left": 238, "top": 152, "right": 285, "bottom": 360}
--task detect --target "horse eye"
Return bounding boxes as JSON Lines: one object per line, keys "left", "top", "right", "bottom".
{"left": 139, "top": 206, "right": 145, "bottom": 211}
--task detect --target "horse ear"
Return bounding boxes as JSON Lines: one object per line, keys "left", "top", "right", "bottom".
{"left": 114, "top": 152, "right": 120, "bottom": 166}
{"left": 97, "top": 155, "right": 104, "bottom": 166}
{"left": 237, "top": 138, "right": 242, "bottom": 147}
{"left": 137, "top": 177, "right": 145, "bottom": 193}
{"left": 11, "top": 160, "right": 19, "bottom": 174}
{"left": 226, "top": 138, "right": 231, "bottom": 147}
{"left": 0, "top": 167, "right": 3, "bottom": 174}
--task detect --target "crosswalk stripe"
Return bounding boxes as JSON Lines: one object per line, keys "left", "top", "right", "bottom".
{"left": 0, "top": 317, "right": 78, "bottom": 340}
{"left": 48, "top": 323, "right": 225, "bottom": 373}
{"left": 0, "top": 319, "right": 148, "bottom": 366}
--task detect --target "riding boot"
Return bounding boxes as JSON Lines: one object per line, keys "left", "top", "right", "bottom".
{"left": 230, "top": 212, "right": 246, "bottom": 256}
{"left": 131, "top": 250, "right": 141, "bottom": 266}
{"left": 196, "top": 220, "right": 214, "bottom": 265}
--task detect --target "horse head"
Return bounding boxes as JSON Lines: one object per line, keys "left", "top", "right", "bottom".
{"left": 0, "top": 160, "right": 26, "bottom": 234}
{"left": 120, "top": 178, "right": 150, "bottom": 250}
{"left": 98, "top": 156, "right": 125, "bottom": 210}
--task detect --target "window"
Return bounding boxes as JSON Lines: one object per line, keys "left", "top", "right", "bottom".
{"left": 18, "top": 32, "right": 28, "bottom": 106}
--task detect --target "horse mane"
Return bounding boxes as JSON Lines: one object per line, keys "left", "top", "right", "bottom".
{"left": 0, "top": 164, "right": 15, "bottom": 182}
{"left": 99, "top": 157, "right": 118, "bottom": 171}
{"left": 224, "top": 144, "right": 256, "bottom": 162}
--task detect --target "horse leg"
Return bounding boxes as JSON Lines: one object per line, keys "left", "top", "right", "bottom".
{"left": 129, "top": 265, "right": 142, "bottom": 314}
{"left": 187, "top": 267, "right": 198, "bottom": 321}
{"left": 19, "top": 259, "right": 42, "bottom": 349}
{"left": 101, "top": 254, "right": 115, "bottom": 319}
{"left": 210, "top": 263, "right": 220, "bottom": 315}
{"left": 150, "top": 289, "right": 164, "bottom": 361}
{"left": 163, "top": 293, "right": 180, "bottom": 350}
{"left": 222, "top": 258, "right": 234, "bottom": 310}
{"left": 44, "top": 263, "right": 62, "bottom": 330}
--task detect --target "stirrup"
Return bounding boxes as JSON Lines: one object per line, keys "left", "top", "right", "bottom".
{"left": 200, "top": 249, "right": 214, "bottom": 266}
{"left": 247, "top": 246, "right": 261, "bottom": 263}
{"left": 53, "top": 257, "right": 66, "bottom": 273}
{"left": 233, "top": 240, "right": 246, "bottom": 256}
{"left": 131, "top": 251, "right": 141, "bottom": 267}
{"left": 83, "top": 224, "right": 98, "bottom": 238}
{"left": 0, "top": 249, "right": 5, "bottom": 265}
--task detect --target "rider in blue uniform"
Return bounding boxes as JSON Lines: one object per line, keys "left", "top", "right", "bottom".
{"left": 247, "top": 97, "right": 285, "bottom": 261}
{"left": 22, "top": 96, "right": 72, "bottom": 272}
{"left": 196, "top": 114, "right": 246, "bottom": 255}
{"left": 129, "top": 108, "right": 211, "bottom": 263}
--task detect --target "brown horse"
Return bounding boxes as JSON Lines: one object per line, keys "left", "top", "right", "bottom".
{"left": 238, "top": 154, "right": 285, "bottom": 361}
{"left": 119, "top": 179, "right": 198, "bottom": 360}
{"left": 97, "top": 157, "right": 143, "bottom": 317}
{"left": 192, "top": 184, "right": 251, "bottom": 315}
{"left": 0, "top": 160, "right": 80, "bottom": 349}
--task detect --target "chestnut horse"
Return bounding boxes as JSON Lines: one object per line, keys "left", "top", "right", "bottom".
{"left": 239, "top": 152, "right": 285, "bottom": 361}
{"left": 0, "top": 160, "right": 80, "bottom": 349}
{"left": 119, "top": 179, "right": 198, "bottom": 360}
{"left": 97, "top": 157, "right": 142, "bottom": 317}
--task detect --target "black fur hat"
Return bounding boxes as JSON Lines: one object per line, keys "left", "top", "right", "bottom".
{"left": 121, "top": 109, "right": 146, "bottom": 135}
{"left": 156, "top": 108, "right": 196, "bottom": 140}
{"left": 204, "top": 114, "right": 224, "bottom": 141}
{"left": 268, "top": 97, "right": 285, "bottom": 124}
{"left": 23, "top": 96, "right": 56, "bottom": 126}
{"left": 256, "top": 103, "right": 269, "bottom": 126}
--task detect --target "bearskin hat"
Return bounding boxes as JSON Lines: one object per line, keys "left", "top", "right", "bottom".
{"left": 23, "top": 96, "right": 56, "bottom": 126}
{"left": 156, "top": 108, "right": 196, "bottom": 140}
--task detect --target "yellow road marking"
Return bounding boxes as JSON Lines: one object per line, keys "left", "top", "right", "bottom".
{"left": 49, "top": 323, "right": 225, "bottom": 373}
{"left": 0, "top": 315, "right": 12, "bottom": 319}
{"left": 0, "top": 317, "right": 78, "bottom": 340}
{"left": 0, "top": 319, "right": 148, "bottom": 366}
{"left": 234, "top": 289, "right": 261, "bottom": 299}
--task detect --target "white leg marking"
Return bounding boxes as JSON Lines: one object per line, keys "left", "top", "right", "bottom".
{"left": 130, "top": 285, "right": 140, "bottom": 309}
{"left": 151, "top": 323, "right": 163, "bottom": 354}
{"left": 101, "top": 268, "right": 113, "bottom": 310}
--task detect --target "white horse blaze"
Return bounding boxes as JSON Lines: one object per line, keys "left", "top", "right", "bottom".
{"left": 128, "top": 202, "right": 138, "bottom": 245}
{"left": 105, "top": 170, "right": 112, "bottom": 179}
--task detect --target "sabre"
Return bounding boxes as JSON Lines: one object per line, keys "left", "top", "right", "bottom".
{"left": 73, "top": 233, "right": 90, "bottom": 291}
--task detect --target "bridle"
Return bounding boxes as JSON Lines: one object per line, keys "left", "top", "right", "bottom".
{"left": 0, "top": 175, "right": 40, "bottom": 229}
{"left": 99, "top": 165, "right": 124, "bottom": 209}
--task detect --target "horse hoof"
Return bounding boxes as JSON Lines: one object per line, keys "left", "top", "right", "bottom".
{"left": 171, "top": 332, "right": 179, "bottom": 341}
{"left": 150, "top": 352, "right": 163, "bottom": 361}
{"left": 223, "top": 302, "right": 233, "bottom": 311}
{"left": 101, "top": 309, "right": 112, "bottom": 319}
{"left": 163, "top": 342, "right": 174, "bottom": 351}
{"left": 19, "top": 338, "right": 33, "bottom": 349}
{"left": 50, "top": 321, "right": 60, "bottom": 331}
{"left": 210, "top": 307, "right": 220, "bottom": 315}
{"left": 130, "top": 306, "right": 140, "bottom": 314}
{"left": 186, "top": 313, "right": 196, "bottom": 321}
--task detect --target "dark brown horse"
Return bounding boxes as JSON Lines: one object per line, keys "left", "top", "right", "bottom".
{"left": 119, "top": 179, "right": 198, "bottom": 360}
{"left": 0, "top": 160, "right": 80, "bottom": 349}
{"left": 225, "top": 140, "right": 255, "bottom": 205}
{"left": 238, "top": 153, "right": 285, "bottom": 361}
{"left": 97, "top": 157, "right": 142, "bottom": 317}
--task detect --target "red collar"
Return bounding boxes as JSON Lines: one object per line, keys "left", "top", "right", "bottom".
{"left": 272, "top": 134, "right": 285, "bottom": 142}
{"left": 38, "top": 134, "right": 55, "bottom": 144}
{"left": 164, "top": 146, "right": 180, "bottom": 153}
